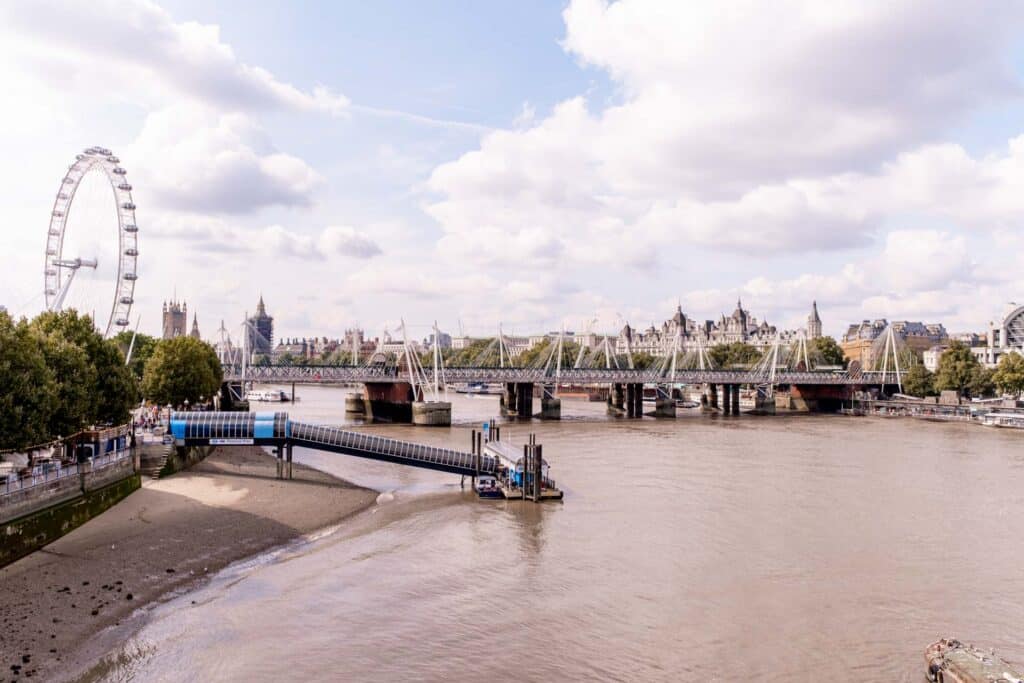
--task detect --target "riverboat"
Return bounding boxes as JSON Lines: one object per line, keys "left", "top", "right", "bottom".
{"left": 925, "top": 638, "right": 1023, "bottom": 682}
{"left": 245, "top": 389, "right": 288, "bottom": 403}
{"left": 473, "top": 475, "right": 502, "bottom": 499}
{"left": 981, "top": 412, "right": 1024, "bottom": 429}
{"left": 454, "top": 382, "right": 500, "bottom": 396}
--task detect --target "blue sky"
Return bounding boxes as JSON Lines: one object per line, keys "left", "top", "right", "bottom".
{"left": 2, "top": 1, "right": 1024, "bottom": 344}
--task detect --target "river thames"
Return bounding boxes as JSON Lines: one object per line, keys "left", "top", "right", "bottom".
{"left": 89, "top": 387, "right": 1024, "bottom": 681}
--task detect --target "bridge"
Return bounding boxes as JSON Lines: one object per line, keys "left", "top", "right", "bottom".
{"left": 219, "top": 321, "right": 913, "bottom": 422}
{"left": 168, "top": 411, "right": 558, "bottom": 498}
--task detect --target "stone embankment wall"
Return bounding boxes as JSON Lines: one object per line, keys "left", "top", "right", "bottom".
{"left": 159, "top": 446, "right": 216, "bottom": 477}
{"left": 1, "top": 461, "right": 140, "bottom": 567}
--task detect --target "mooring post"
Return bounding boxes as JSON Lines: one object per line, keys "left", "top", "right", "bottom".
{"left": 535, "top": 444, "right": 543, "bottom": 501}
{"left": 291, "top": 382, "right": 296, "bottom": 404}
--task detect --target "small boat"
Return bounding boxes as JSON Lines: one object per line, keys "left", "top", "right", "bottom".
{"left": 981, "top": 412, "right": 1024, "bottom": 429}
{"left": 455, "top": 382, "right": 500, "bottom": 396}
{"left": 245, "top": 389, "right": 288, "bottom": 402}
{"left": 474, "top": 475, "right": 502, "bottom": 499}
{"left": 925, "top": 638, "right": 1023, "bottom": 682}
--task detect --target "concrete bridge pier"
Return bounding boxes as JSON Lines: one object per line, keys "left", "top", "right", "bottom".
{"left": 538, "top": 384, "right": 561, "bottom": 420}
{"left": 608, "top": 383, "right": 625, "bottom": 416}
{"left": 344, "top": 393, "right": 367, "bottom": 416}
{"left": 708, "top": 383, "right": 719, "bottom": 410}
{"left": 515, "top": 382, "right": 534, "bottom": 418}
{"left": 501, "top": 382, "right": 517, "bottom": 417}
{"left": 722, "top": 384, "right": 733, "bottom": 415}
{"left": 625, "top": 383, "right": 643, "bottom": 418}
{"left": 653, "top": 387, "right": 676, "bottom": 418}
{"left": 363, "top": 382, "right": 414, "bottom": 423}
{"left": 412, "top": 401, "right": 452, "bottom": 426}
{"left": 731, "top": 384, "right": 741, "bottom": 415}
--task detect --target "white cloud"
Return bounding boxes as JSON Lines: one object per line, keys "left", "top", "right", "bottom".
{"left": 425, "top": 0, "right": 1023, "bottom": 270}
{"left": 127, "top": 105, "right": 322, "bottom": 214}
{"left": 0, "top": 0, "right": 348, "bottom": 114}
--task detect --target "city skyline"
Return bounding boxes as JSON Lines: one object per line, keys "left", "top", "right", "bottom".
{"left": 3, "top": 2, "right": 1024, "bottom": 341}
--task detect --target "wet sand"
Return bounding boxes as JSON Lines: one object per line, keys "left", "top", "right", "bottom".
{"left": 0, "top": 446, "right": 377, "bottom": 681}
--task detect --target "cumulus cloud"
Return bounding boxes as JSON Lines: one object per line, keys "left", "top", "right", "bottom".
{"left": 0, "top": 0, "right": 348, "bottom": 114}
{"left": 425, "top": 0, "right": 1024, "bottom": 268}
{"left": 127, "top": 105, "right": 322, "bottom": 214}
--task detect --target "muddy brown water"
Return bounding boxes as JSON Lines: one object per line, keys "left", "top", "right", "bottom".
{"left": 85, "top": 387, "right": 1024, "bottom": 682}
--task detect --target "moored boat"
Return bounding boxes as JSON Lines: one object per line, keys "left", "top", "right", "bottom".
{"left": 981, "top": 412, "right": 1024, "bottom": 429}
{"left": 245, "top": 389, "right": 288, "bottom": 402}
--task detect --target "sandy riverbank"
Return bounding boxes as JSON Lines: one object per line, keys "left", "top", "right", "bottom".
{"left": 0, "top": 446, "right": 377, "bottom": 680}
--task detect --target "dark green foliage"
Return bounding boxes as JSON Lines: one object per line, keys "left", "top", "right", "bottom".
{"left": 31, "top": 310, "right": 137, "bottom": 426}
{"left": 709, "top": 342, "right": 762, "bottom": 368}
{"left": 992, "top": 352, "right": 1024, "bottom": 396}
{"left": 141, "top": 336, "right": 223, "bottom": 407}
{"left": 0, "top": 312, "right": 58, "bottom": 449}
{"left": 112, "top": 330, "right": 158, "bottom": 381}
{"left": 934, "top": 341, "right": 992, "bottom": 397}
{"left": 810, "top": 336, "right": 846, "bottom": 367}
{"left": 901, "top": 364, "right": 935, "bottom": 398}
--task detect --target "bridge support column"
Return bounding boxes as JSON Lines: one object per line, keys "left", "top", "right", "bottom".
{"left": 708, "top": 383, "right": 719, "bottom": 410}
{"left": 286, "top": 442, "right": 293, "bottom": 479}
{"left": 608, "top": 383, "right": 625, "bottom": 416}
{"left": 516, "top": 383, "right": 533, "bottom": 418}
{"left": 538, "top": 385, "right": 561, "bottom": 419}
{"left": 634, "top": 384, "right": 643, "bottom": 417}
{"left": 412, "top": 401, "right": 452, "bottom": 426}
{"left": 344, "top": 392, "right": 367, "bottom": 416}
{"left": 363, "top": 382, "right": 414, "bottom": 423}
{"left": 653, "top": 390, "right": 676, "bottom": 418}
{"left": 722, "top": 384, "right": 732, "bottom": 415}
{"left": 501, "top": 383, "right": 517, "bottom": 417}
{"left": 731, "top": 384, "right": 741, "bottom": 415}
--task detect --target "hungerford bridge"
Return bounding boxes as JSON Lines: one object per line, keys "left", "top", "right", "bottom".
{"left": 221, "top": 324, "right": 912, "bottom": 425}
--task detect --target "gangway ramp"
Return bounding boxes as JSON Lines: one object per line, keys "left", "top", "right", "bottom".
{"left": 289, "top": 422, "right": 496, "bottom": 477}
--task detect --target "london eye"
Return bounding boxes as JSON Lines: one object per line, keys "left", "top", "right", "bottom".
{"left": 44, "top": 147, "right": 138, "bottom": 338}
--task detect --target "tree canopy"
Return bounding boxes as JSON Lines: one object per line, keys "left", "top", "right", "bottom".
{"left": 810, "top": 336, "right": 846, "bottom": 367}
{"left": 709, "top": 342, "right": 762, "bottom": 368}
{"left": 0, "top": 312, "right": 57, "bottom": 450}
{"left": 993, "top": 352, "right": 1024, "bottom": 397}
{"left": 141, "top": 336, "right": 223, "bottom": 407}
{"left": 0, "top": 309, "right": 136, "bottom": 450}
{"left": 113, "top": 329, "right": 158, "bottom": 381}
{"left": 901, "top": 364, "right": 935, "bottom": 398}
{"left": 934, "top": 341, "right": 995, "bottom": 398}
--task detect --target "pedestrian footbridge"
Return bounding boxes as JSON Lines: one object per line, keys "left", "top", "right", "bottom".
{"left": 169, "top": 411, "right": 498, "bottom": 477}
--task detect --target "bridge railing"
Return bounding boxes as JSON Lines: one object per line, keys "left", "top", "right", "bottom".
{"left": 225, "top": 363, "right": 897, "bottom": 386}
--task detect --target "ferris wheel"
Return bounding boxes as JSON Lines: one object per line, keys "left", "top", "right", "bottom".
{"left": 44, "top": 146, "right": 138, "bottom": 338}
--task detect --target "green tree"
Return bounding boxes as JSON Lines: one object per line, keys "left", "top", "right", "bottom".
{"left": 31, "top": 310, "right": 136, "bottom": 426}
{"left": 709, "top": 342, "right": 762, "bottom": 368}
{"left": 141, "top": 336, "right": 223, "bottom": 408}
{"left": 934, "top": 341, "right": 984, "bottom": 397}
{"left": 968, "top": 366, "right": 996, "bottom": 399}
{"left": 0, "top": 312, "right": 58, "bottom": 450}
{"left": 518, "top": 338, "right": 581, "bottom": 368}
{"left": 810, "top": 336, "right": 846, "bottom": 368}
{"left": 37, "top": 333, "right": 94, "bottom": 437}
{"left": 901, "top": 364, "right": 935, "bottom": 398}
{"left": 631, "top": 351, "right": 656, "bottom": 370}
{"left": 113, "top": 330, "right": 158, "bottom": 381}
{"left": 992, "top": 352, "right": 1024, "bottom": 397}
{"left": 447, "top": 338, "right": 495, "bottom": 366}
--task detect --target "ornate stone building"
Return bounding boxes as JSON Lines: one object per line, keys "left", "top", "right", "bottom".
{"left": 615, "top": 299, "right": 811, "bottom": 356}
{"left": 162, "top": 300, "right": 188, "bottom": 339}
{"left": 246, "top": 295, "right": 274, "bottom": 356}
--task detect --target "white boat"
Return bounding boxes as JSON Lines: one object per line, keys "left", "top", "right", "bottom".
{"left": 245, "top": 389, "right": 288, "bottom": 402}
{"left": 980, "top": 412, "right": 1024, "bottom": 429}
